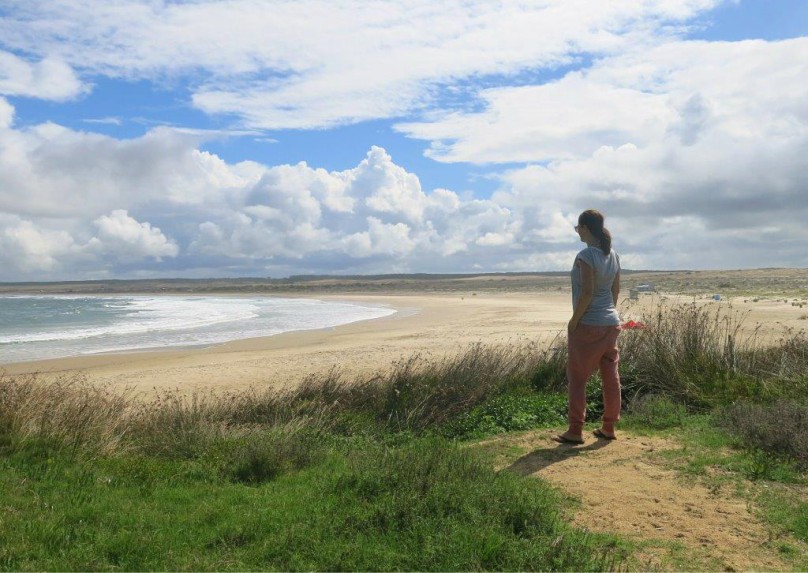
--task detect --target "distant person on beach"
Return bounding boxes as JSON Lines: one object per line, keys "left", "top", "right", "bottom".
{"left": 554, "top": 209, "right": 621, "bottom": 444}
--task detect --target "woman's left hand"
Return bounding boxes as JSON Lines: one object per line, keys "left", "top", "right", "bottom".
{"left": 568, "top": 319, "right": 578, "bottom": 335}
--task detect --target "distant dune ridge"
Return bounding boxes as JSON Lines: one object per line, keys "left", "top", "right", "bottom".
{"left": 1, "top": 267, "right": 806, "bottom": 296}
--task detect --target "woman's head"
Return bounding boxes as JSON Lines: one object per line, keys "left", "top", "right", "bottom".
{"left": 576, "top": 209, "right": 612, "bottom": 255}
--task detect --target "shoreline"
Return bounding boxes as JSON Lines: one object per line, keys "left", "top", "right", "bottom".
{"left": 0, "top": 293, "right": 400, "bottom": 366}
{"left": 2, "top": 292, "right": 574, "bottom": 397}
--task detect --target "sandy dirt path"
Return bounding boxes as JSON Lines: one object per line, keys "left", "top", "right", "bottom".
{"left": 481, "top": 430, "right": 804, "bottom": 571}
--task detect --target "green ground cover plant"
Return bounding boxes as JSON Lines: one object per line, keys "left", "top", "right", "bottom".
{"left": 439, "top": 391, "right": 567, "bottom": 440}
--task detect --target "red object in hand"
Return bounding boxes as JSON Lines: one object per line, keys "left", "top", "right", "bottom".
{"left": 621, "top": 320, "right": 646, "bottom": 329}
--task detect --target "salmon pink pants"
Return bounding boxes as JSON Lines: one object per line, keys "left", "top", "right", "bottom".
{"left": 567, "top": 324, "right": 621, "bottom": 434}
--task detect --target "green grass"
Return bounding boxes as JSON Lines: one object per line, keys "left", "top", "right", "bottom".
{"left": 758, "top": 487, "right": 808, "bottom": 544}
{"left": 0, "top": 437, "right": 623, "bottom": 571}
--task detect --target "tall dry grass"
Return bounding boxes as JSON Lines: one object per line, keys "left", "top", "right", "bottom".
{"left": 0, "top": 341, "right": 553, "bottom": 463}
{"left": 619, "top": 301, "right": 808, "bottom": 409}
{"left": 0, "top": 372, "right": 132, "bottom": 458}
{"left": 221, "top": 340, "right": 557, "bottom": 434}
{"left": 362, "top": 340, "right": 553, "bottom": 430}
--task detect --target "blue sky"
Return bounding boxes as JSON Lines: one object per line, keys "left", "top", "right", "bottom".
{"left": 0, "top": 0, "right": 806, "bottom": 280}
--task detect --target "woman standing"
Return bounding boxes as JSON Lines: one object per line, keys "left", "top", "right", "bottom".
{"left": 554, "top": 209, "right": 621, "bottom": 444}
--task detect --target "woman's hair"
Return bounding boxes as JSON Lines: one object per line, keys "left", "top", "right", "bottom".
{"left": 578, "top": 209, "right": 612, "bottom": 255}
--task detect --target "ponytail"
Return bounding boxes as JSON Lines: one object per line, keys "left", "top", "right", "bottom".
{"left": 578, "top": 209, "right": 612, "bottom": 255}
{"left": 597, "top": 227, "right": 612, "bottom": 255}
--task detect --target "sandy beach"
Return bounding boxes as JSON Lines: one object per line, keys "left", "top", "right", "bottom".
{"left": 2, "top": 286, "right": 806, "bottom": 398}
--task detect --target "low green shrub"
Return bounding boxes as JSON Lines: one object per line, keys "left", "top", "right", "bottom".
{"left": 375, "top": 342, "right": 549, "bottom": 431}
{"left": 716, "top": 399, "right": 808, "bottom": 468}
{"left": 584, "top": 376, "right": 604, "bottom": 421}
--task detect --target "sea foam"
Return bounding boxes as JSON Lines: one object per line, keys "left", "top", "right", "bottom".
{"left": 0, "top": 295, "right": 395, "bottom": 363}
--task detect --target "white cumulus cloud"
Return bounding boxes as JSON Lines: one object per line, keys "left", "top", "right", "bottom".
{"left": 92, "top": 210, "right": 179, "bottom": 261}
{"left": 0, "top": 216, "right": 81, "bottom": 274}
{"left": 187, "top": 147, "right": 514, "bottom": 266}
{"left": 0, "top": 51, "right": 84, "bottom": 100}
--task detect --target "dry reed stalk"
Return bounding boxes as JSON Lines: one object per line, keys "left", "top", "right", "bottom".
{"left": 0, "top": 372, "right": 133, "bottom": 457}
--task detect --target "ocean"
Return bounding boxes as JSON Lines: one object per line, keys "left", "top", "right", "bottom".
{"left": 0, "top": 295, "right": 396, "bottom": 364}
